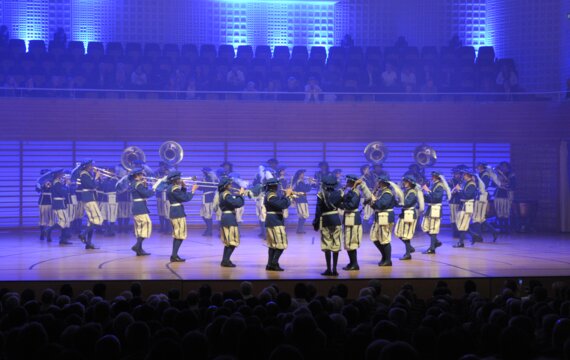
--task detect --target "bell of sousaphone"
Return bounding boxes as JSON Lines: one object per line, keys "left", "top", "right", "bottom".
{"left": 159, "top": 141, "right": 184, "bottom": 166}
{"left": 413, "top": 144, "right": 437, "bottom": 167}
{"left": 121, "top": 146, "right": 146, "bottom": 171}
{"left": 364, "top": 141, "right": 388, "bottom": 164}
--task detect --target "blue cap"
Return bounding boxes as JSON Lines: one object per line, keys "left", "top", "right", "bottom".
{"left": 264, "top": 178, "right": 280, "bottom": 187}
{"left": 377, "top": 174, "right": 390, "bottom": 184}
{"left": 80, "top": 159, "right": 93, "bottom": 168}
{"left": 218, "top": 177, "right": 233, "bottom": 191}
{"left": 402, "top": 174, "right": 417, "bottom": 185}
{"left": 202, "top": 167, "right": 212, "bottom": 173}
{"left": 345, "top": 174, "right": 359, "bottom": 182}
{"left": 321, "top": 175, "right": 338, "bottom": 186}
{"left": 167, "top": 171, "right": 182, "bottom": 182}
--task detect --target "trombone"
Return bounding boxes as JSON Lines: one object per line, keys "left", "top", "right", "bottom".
{"left": 93, "top": 167, "right": 120, "bottom": 180}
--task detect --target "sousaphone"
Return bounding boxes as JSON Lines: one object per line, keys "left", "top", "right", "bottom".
{"left": 159, "top": 141, "right": 184, "bottom": 166}
{"left": 364, "top": 141, "right": 388, "bottom": 164}
{"left": 413, "top": 144, "right": 437, "bottom": 167}
{"left": 121, "top": 146, "right": 146, "bottom": 171}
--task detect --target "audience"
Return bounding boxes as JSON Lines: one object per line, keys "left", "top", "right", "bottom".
{"left": 0, "top": 37, "right": 528, "bottom": 101}
{"left": 0, "top": 279, "right": 568, "bottom": 360}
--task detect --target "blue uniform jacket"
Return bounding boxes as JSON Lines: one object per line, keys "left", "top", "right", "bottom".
{"left": 50, "top": 181, "right": 68, "bottom": 210}
{"left": 264, "top": 191, "right": 291, "bottom": 227}
{"left": 167, "top": 184, "right": 194, "bottom": 219}
{"left": 399, "top": 189, "right": 418, "bottom": 219}
{"left": 292, "top": 181, "right": 312, "bottom": 204}
{"left": 371, "top": 188, "right": 396, "bottom": 223}
{"left": 219, "top": 190, "right": 245, "bottom": 227}
{"left": 340, "top": 189, "right": 362, "bottom": 226}
{"left": 460, "top": 181, "right": 478, "bottom": 202}
{"left": 449, "top": 177, "right": 463, "bottom": 205}
{"left": 424, "top": 181, "right": 444, "bottom": 216}
{"left": 37, "top": 184, "right": 52, "bottom": 205}
{"left": 131, "top": 181, "right": 154, "bottom": 215}
{"left": 199, "top": 175, "right": 217, "bottom": 203}
{"left": 313, "top": 189, "right": 343, "bottom": 228}
{"left": 78, "top": 170, "right": 98, "bottom": 202}
{"left": 100, "top": 179, "right": 117, "bottom": 202}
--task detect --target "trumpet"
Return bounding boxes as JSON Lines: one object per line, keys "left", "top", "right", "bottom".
{"left": 93, "top": 167, "right": 120, "bottom": 180}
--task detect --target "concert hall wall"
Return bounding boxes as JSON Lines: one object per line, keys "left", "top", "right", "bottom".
{"left": 0, "top": 98, "right": 567, "bottom": 231}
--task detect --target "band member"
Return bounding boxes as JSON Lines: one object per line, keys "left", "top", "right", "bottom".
{"left": 453, "top": 169, "right": 478, "bottom": 248}
{"left": 116, "top": 164, "right": 132, "bottom": 233}
{"left": 361, "top": 164, "right": 375, "bottom": 233}
{"left": 371, "top": 163, "right": 390, "bottom": 180}
{"left": 76, "top": 160, "right": 101, "bottom": 249}
{"left": 166, "top": 171, "right": 199, "bottom": 262}
{"left": 37, "top": 168, "right": 53, "bottom": 240}
{"left": 218, "top": 177, "right": 245, "bottom": 267}
{"left": 217, "top": 161, "right": 234, "bottom": 179}
{"left": 405, "top": 164, "right": 427, "bottom": 187}
{"left": 63, "top": 171, "right": 77, "bottom": 240}
{"left": 277, "top": 167, "right": 289, "bottom": 220}
{"left": 313, "top": 175, "right": 343, "bottom": 276}
{"left": 199, "top": 167, "right": 217, "bottom": 236}
{"left": 394, "top": 175, "right": 422, "bottom": 260}
{"left": 421, "top": 171, "right": 450, "bottom": 254}
{"left": 230, "top": 174, "right": 246, "bottom": 223}
{"left": 253, "top": 161, "right": 277, "bottom": 238}
{"left": 314, "top": 161, "right": 331, "bottom": 186}
{"left": 47, "top": 169, "right": 72, "bottom": 245}
{"left": 448, "top": 166, "right": 465, "bottom": 238}
{"left": 100, "top": 168, "right": 118, "bottom": 237}
{"left": 332, "top": 169, "right": 343, "bottom": 190}
{"left": 340, "top": 175, "right": 363, "bottom": 271}
{"left": 155, "top": 161, "right": 170, "bottom": 234}
{"left": 474, "top": 163, "right": 498, "bottom": 241}
{"left": 493, "top": 161, "right": 516, "bottom": 234}
{"left": 291, "top": 169, "right": 313, "bottom": 234}
{"left": 369, "top": 175, "right": 400, "bottom": 266}
{"left": 130, "top": 168, "right": 154, "bottom": 256}
{"left": 264, "top": 178, "right": 293, "bottom": 271}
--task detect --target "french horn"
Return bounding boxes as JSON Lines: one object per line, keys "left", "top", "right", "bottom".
{"left": 413, "top": 144, "right": 437, "bottom": 167}
{"left": 364, "top": 141, "right": 388, "bottom": 164}
{"left": 159, "top": 141, "right": 184, "bottom": 166}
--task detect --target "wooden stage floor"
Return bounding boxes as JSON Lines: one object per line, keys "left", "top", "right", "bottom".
{"left": 0, "top": 228, "right": 569, "bottom": 283}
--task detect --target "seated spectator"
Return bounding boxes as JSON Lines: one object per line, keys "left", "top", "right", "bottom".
{"left": 227, "top": 64, "right": 245, "bottom": 90}
{"left": 242, "top": 81, "right": 260, "bottom": 101}
{"left": 304, "top": 76, "right": 322, "bottom": 103}
{"left": 278, "top": 76, "right": 303, "bottom": 101}
{"left": 496, "top": 65, "right": 518, "bottom": 93}
{"left": 363, "top": 62, "right": 380, "bottom": 91}
{"left": 381, "top": 63, "right": 398, "bottom": 90}
{"left": 421, "top": 78, "right": 438, "bottom": 101}
{"left": 130, "top": 65, "right": 147, "bottom": 89}
{"left": 400, "top": 65, "right": 417, "bottom": 93}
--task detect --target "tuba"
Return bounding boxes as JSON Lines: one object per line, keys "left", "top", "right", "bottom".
{"left": 121, "top": 146, "right": 146, "bottom": 171}
{"left": 159, "top": 141, "right": 184, "bottom": 166}
{"left": 413, "top": 144, "right": 437, "bottom": 167}
{"left": 364, "top": 141, "right": 388, "bottom": 164}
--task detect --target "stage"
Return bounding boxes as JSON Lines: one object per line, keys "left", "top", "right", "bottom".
{"left": 0, "top": 228, "right": 569, "bottom": 298}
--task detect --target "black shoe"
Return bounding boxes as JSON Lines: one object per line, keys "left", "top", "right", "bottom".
{"left": 331, "top": 271, "right": 339, "bottom": 276}
{"left": 170, "top": 256, "right": 186, "bottom": 262}
{"left": 59, "top": 240, "right": 73, "bottom": 245}
{"left": 342, "top": 264, "right": 360, "bottom": 271}
{"left": 399, "top": 254, "right": 412, "bottom": 260}
{"left": 453, "top": 242, "right": 464, "bottom": 248}
{"left": 221, "top": 261, "right": 236, "bottom": 268}
{"left": 321, "top": 269, "right": 333, "bottom": 276}
{"left": 422, "top": 248, "right": 436, "bottom": 254}
{"left": 79, "top": 233, "right": 87, "bottom": 244}
{"left": 379, "top": 260, "right": 392, "bottom": 267}
{"left": 492, "top": 232, "right": 498, "bottom": 243}
{"left": 85, "top": 243, "right": 98, "bottom": 250}
{"left": 410, "top": 246, "right": 416, "bottom": 253}
{"left": 435, "top": 241, "right": 442, "bottom": 248}
{"left": 138, "top": 249, "right": 151, "bottom": 256}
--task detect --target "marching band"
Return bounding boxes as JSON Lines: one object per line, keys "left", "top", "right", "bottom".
{"left": 35, "top": 141, "right": 516, "bottom": 276}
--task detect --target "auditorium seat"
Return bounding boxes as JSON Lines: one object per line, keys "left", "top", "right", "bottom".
{"left": 47, "top": 40, "right": 65, "bottom": 59}
{"left": 163, "top": 43, "right": 180, "bottom": 61}
{"left": 254, "top": 45, "right": 271, "bottom": 62}
{"left": 347, "top": 46, "right": 364, "bottom": 63}
{"left": 307, "top": 58, "right": 325, "bottom": 77}
{"left": 200, "top": 44, "right": 217, "bottom": 62}
{"left": 365, "top": 46, "right": 382, "bottom": 64}
{"left": 309, "top": 46, "right": 327, "bottom": 63}
{"left": 28, "top": 40, "right": 46, "bottom": 58}
{"left": 273, "top": 46, "right": 290, "bottom": 61}
{"left": 237, "top": 45, "right": 253, "bottom": 62}
{"left": 403, "top": 46, "right": 419, "bottom": 63}
{"left": 477, "top": 46, "right": 496, "bottom": 65}
{"left": 106, "top": 42, "right": 124, "bottom": 59}
{"left": 291, "top": 46, "right": 308, "bottom": 62}
{"left": 383, "top": 46, "right": 399, "bottom": 65}
{"left": 181, "top": 44, "right": 198, "bottom": 63}
{"left": 458, "top": 46, "right": 475, "bottom": 64}
{"left": 327, "top": 46, "right": 346, "bottom": 64}
{"left": 144, "top": 43, "right": 161, "bottom": 61}
{"left": 9, "top": 39, "right": 26, "bottom": 58}
{"left": 218, "top": 44, "right": 235, "bottom": 62}
{"left": 125, "top": 43, "right": 142, "bottom": 61}
{"left": 421, "top": 46, "right": 438, "bottom": 63}
{"left": 67, "top": 41, "right": 85, "bottom": 59}
{"left": 440, "top": 46, "right": 457, "bottom": 64}
{"left": 87, "top": 42, "right": 104, "bottom": 60}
